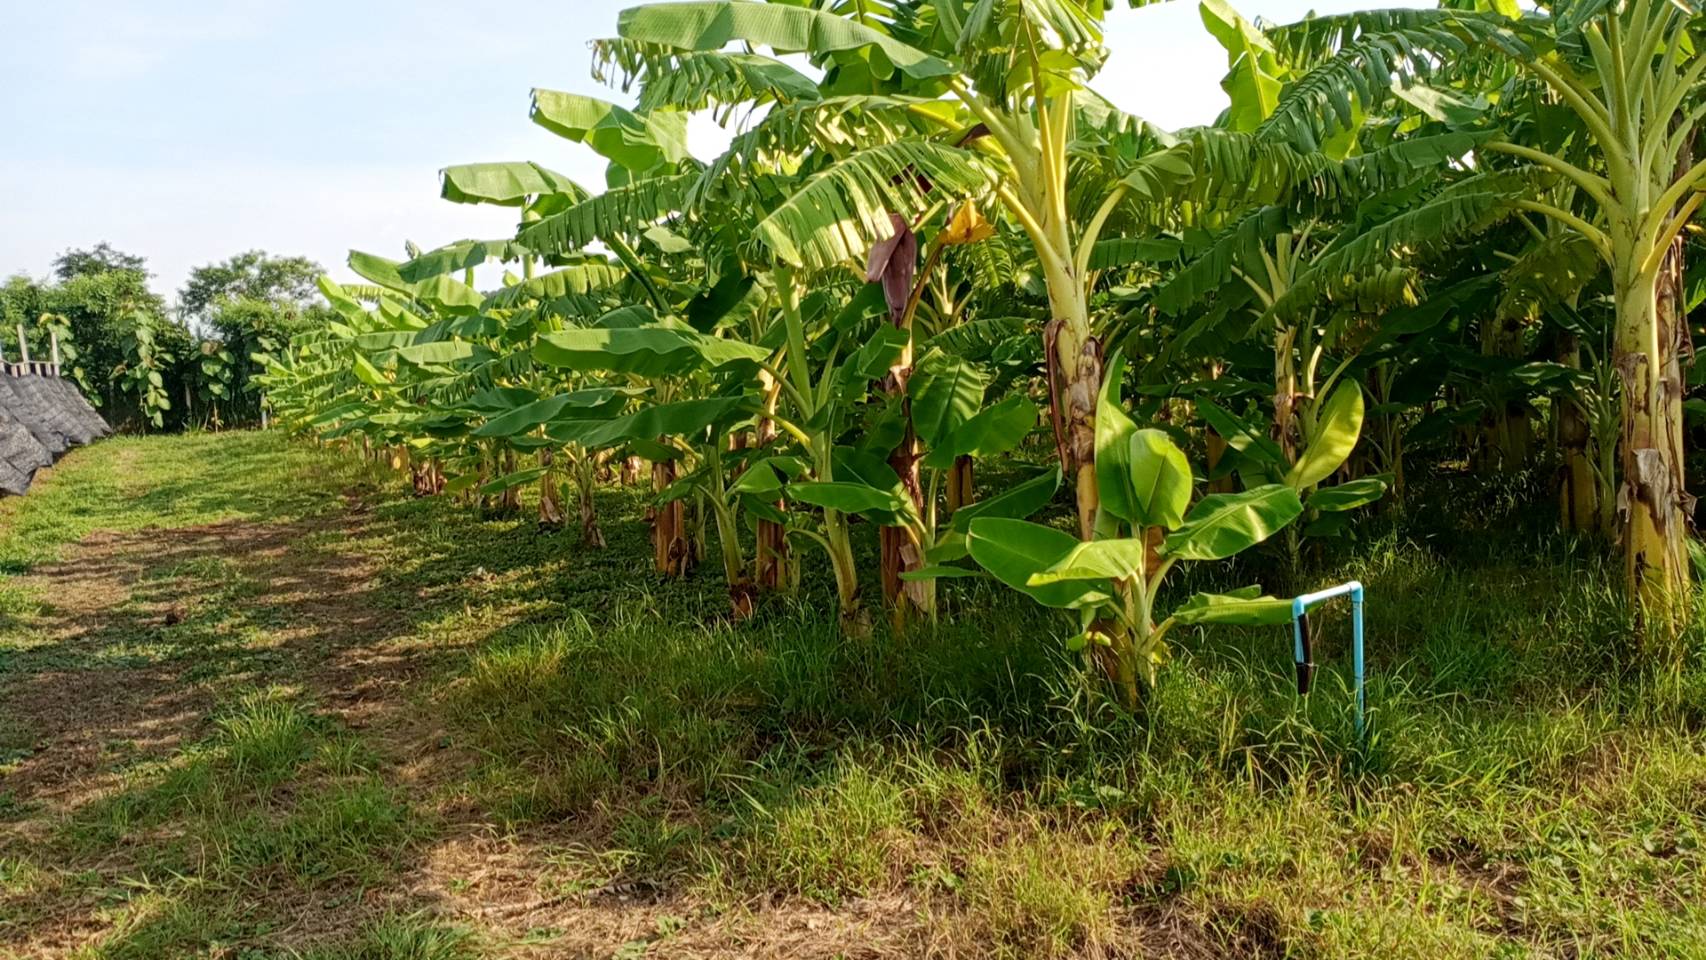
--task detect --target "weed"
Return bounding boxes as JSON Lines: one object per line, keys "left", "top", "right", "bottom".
{"left": 294, "top": 913, "right": 477, "bottom": 960}
{"left": 216, "top": 688, "right": 317, "bottom": 787}
{"left": 225, "top": 779, "right": 422, "bottom": 888}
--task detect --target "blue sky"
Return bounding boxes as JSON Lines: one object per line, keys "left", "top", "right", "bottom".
{"left": 1, "top": 0, "right": 1421, "bottom": 304}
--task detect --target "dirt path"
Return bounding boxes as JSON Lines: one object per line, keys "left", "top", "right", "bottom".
{"left": 3, "top": 496, "right": 402, "bottom": 813}
{"left": 0, "top": 499, "right": 432, "bottom": 950}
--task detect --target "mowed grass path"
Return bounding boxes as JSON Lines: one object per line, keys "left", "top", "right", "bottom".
{"left": 1, "top": 431, "right": 1704, "bottom": 958}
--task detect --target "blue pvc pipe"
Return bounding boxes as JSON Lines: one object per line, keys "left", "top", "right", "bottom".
{"left": 1289, "top": 580, "right": 1365, "bottom": 740}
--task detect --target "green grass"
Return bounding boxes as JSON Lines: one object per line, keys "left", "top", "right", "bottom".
{"left": 295, "top": 914, "right": 478, "bottom": 960}
{"left": 2, "top": 432, "right": 1704, "bottom": 957}
{"left": 0, "top": 431, "right": 369, "bottom": 575}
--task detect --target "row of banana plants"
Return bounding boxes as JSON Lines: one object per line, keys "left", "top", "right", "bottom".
{"left": 262, "top": 0, "right": 1706, "bottom": 705}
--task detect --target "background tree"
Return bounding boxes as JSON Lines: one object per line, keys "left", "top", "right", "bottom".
{"left": 39, "top": 266, "right": 186, "bottom": 428}
{"left": 4, "top": 245, "right": 196, "bottom": 430}
{"left": 52, "top": 243, "right": 149, "bottom": 281}
{"left": 177, "top": 251, "right": 326, "bottom": 331}
{"left": 177, "top": 251, "right": 332, "bottom": 427}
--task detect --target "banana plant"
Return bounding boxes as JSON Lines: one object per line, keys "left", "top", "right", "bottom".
{"left": 1551, "top": 310, "right": 1620, "bottom": 540}
{"left": 508, "top": 53, "right": 980, "bottom": 625}
{"left": 467, "top": 379, "right": 634, "bottom": 541}
{"left": 587, "top": 5, "right": 1318, "bottom": 628}
{"left": 601, "top": 0, "right": 1184, "bottom": 543}
{"left": 261, "top": 253, "right": 505, "bottom": 502}
{"left": 1197, "top": 381, "right": 1382, "bottom": 567}
{"left": 339, "top": 248, "right": 557, "bottom": 513}
{"left": 1143, "top": 117, "right": 1511, "bottom": 517}
{"left": 523, "top": 314, "right": 772, "bottom": 606}
{"left": 427, "top": 86, "right": 699, "bottom": 550}
{"left": 1484, "top": 215, "right": 1618, "bottom": 534}
{"left": 395, "top": 221, "right": 639, "bottom": 535}
{"left": 855, "top": 199, "right": 1014, "bottom": 624}
{"left": 761, "top": 276, "right": 916, "bottom": 633}
{"left": 965, "top": 352, "right": 1304, "bottom": 709}
{"left": 793, "top": 350, "right": 1051, "bottom": 630}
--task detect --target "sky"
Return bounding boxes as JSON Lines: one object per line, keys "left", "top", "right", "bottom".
{"left": 0, "top": 0, "right": 1423, "bottom": 306}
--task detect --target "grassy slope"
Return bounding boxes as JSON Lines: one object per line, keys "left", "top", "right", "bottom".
{"left": 1, "top": 431, "right": 1703, "bottom": 958}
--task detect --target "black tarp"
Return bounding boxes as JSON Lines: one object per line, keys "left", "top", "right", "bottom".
{"left": 0, "top": 410, "right": 48, "bottom": 496}
{"left": 0, "top": 374, "right": 67, "bottom": 456}
{"left": 38, "top": 376, "right": 106, "bottom": 445}
{"left": 0, "top": 370, "right": 109, "bottom": 497}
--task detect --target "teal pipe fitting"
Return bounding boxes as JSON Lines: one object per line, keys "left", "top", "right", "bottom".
{"left": 1290, "top": 581, "right": 1365, "bottom": 740}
